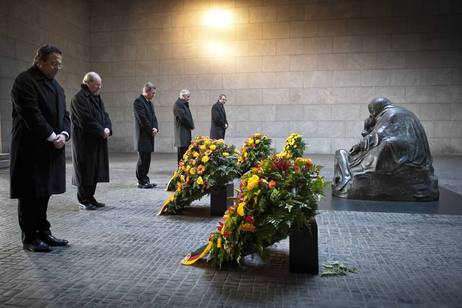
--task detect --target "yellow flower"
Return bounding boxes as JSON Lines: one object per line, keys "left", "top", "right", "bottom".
{"left": 201, "top": 156, "right": 209, "bottom": 163}
{"left": 247, "top": 175, "right": 260, "bottom": 190}
{"left": 216, "top": 237, "right": 222, "bottom": 248}
{"left": 247, "top": 138, "right": 254, "bottom": 145}
{"left": 237, "top": 202, "right": 245, "bottom": 216}
{"left": 216, "top": 139, "right": 224, "bottom": 144}
{"left": 189, "top": 168, "right": 196, "bottom": 175}
{"left": 200, "top": 145, "right": 206, "bottom": 150}
{"left": 255, "top": 139, "right": 260, "bottom": 144}
{"left": 186, "top": 165, "right": 191, "bottom": 172}
{"left": 254, "top": 133, "right": 261, "bottom": 137}
{"left": 209, "top": 144, "right": 216, "bottom": 151}
{"left": 180, "top": 175, "right": 185, "bottom": 182}
{"left": 223, "top": 152, "right": 229, "bottom": 157}
{"left": 193, "top": 151, "right": 199, "bottom": 158}
{"left": 197, "top": 176, "right": 204, "bottom": 185}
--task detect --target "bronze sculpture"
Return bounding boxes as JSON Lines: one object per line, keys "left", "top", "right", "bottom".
{"left": 333, "top": 97, "right": 439, "bottom": 201}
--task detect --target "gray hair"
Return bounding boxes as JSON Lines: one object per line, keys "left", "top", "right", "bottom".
{"left": 83, "top": 72, "right": 101, "bottom": 84}
{"left": 143, "top": 82, "right": 156, "bottom": 93}
{"left": 179, "top": 89, "right": 190, "bottom": 99}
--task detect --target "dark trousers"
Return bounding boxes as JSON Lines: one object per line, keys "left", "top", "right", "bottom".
{"left": 77, "top": 183, "right": 97, "bottom": 202}
{"left": 18, "top": 196, "right": 51, "bottom": 243}
{"left": 177, "top": 146, "right": 188, "bottom": 164}
{"left": 136, "top": 151, "right": 152, "bottom": 185}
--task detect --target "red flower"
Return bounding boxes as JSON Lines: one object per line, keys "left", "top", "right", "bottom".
{"left": 272, "top": 157, "right": 290, "bottom": 171}
{"left": 223, "top": 231, "right": 230, "bottom": 238}
{"left": 294, "top": 164, "right": 300, "bottom": 173}
{"left": 217, "top": 221, "right": 224, "bottom": 232}
{"left": 245, "top": 215, "right": 254, "bottom": 224}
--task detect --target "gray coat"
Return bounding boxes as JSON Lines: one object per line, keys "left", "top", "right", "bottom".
{"left": 134, "top": 95, "right": 158, "bottom": 152}
{"left": 210, "top": 101, "right": 227, "bottom": 139}
{"left": 71, "top": 84, "right": 112, "bottom": 186}
{"left": 10, "top": 66, "right": 70, "bottom": 198}
{"left": 173, "top": 98, "right": 194, "bottom": 147}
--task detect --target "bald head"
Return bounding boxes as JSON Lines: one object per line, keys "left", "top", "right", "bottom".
{"left": 368, "top": 97, "right": 392, "bottom": 117}
{"left": 83, "top": 72, "right": 102, "bottom": 95}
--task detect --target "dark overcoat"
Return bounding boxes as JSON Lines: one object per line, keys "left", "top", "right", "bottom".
{"left": 134, "top": 95, "right": 158, "bottom": 152}
{"left": 210, "top": 101, "right": 227, "bottom": 139}
{"left": 71, "top": 84, "right": 112, "bottom": 186}
{"left": 10, "top": 66, "right": 70, "bottom": 199}
{"left": 173, "top": 98, "right": 194, "bottom": 147}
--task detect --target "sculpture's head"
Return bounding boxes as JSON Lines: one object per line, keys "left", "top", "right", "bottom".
{"left": 368, "top": 97, "right": 392, "bottom": 117}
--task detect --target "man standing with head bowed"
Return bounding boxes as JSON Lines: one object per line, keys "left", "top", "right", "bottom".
{"left": 10, "top": 44, "right": 70, "bottom": 252}
{"left": 173, "top": 89, "right": 195, "bottom": 164}
{"left": 210, "top": 94, "right": 228, "bottom": 140}
{"left": 71, "top": 72, "right": 112, "bottom": 210}
{"left": 134, "top": 82, "right": 159, "bottom": 189}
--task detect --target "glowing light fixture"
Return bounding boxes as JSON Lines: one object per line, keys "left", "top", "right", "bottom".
{"left": 202, "top": 9, "right": 233, "bottom": 27}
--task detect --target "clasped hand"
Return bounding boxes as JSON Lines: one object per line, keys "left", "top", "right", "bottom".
{"left": 53, "top": 134, "right": 66, "bottom": 149}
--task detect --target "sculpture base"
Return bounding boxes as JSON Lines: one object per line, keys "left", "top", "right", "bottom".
{"left": 210, "top": 183, "right": 234, "bottom": 216}
{"left": 289, "top": 218, "right": 319, "bottom": 274}
{"left": 333, "top": 167, "right": 439, "bottom": 202}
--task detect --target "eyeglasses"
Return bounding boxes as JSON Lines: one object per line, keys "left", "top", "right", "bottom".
{"left": 50, "top": 62, "right": 63, "bottom": 69}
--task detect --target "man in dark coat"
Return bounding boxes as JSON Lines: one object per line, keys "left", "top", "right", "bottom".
{"left": 173, "top": 89, "right": 195, "bottom": 164}
{"left": 71, "top": 72, "right": 112, "bottom": 210}
{"left": 134, "top": 82, "right": 159, "bottom": 189}
{"left": 10, "top": 45, "right": 70, "bottom": 252}
{"left": 210, "top": 94, "right": 228, "bottom": 139}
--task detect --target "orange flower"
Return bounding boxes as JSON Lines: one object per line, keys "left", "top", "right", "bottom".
{"left": 240, "top": 223, "right": 255, "bottom": 232}
{"left": 306, "top": 158, "right": 313, "bottom": 170}
{"left": 197, "top": 165, "right": 205, "bottom": 174}
{"left": 268, "top": 180, "right": 277, "bottom": 189}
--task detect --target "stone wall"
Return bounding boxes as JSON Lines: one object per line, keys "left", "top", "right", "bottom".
{"left": 0, "top": 0, "right": 90, "bottom": 152}
{"left": 89, "top": 0, "right": 462, "bottom": 154}
{"left": 1, "top": 0, "right": 462, "bottom": 155}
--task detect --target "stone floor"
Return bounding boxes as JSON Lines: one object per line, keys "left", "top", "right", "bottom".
{"left": 1, "top": 153, "right": 462, "bottom": 307}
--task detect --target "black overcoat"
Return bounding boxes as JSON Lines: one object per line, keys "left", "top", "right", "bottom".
{"left": 134, "top": 95, "right": 158, "bottom": 152}
{"left": 10, "top": 66, "right": 70, "bottom": 198}
{"left": 173, "top": 98, "right": 194, "bottom": 147}
{"left": 210, "top": 101, "right": 227, "bottom": 139}
{"left": 71, "top": 84, "right": 112, "bottom": 186}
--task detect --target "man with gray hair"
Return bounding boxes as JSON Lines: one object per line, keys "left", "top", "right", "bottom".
{"left": 71, "top": 72, "right": 112, "bottom": 210}
{"left": 173, "top": 89, "right": 194, "bottom": 164}
{"left": 133, "top": 82, "right": 159, "bottom": 188}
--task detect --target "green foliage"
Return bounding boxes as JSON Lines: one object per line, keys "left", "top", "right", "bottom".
{"left": 321, "top": 261, "right": 357, "bottom": 277}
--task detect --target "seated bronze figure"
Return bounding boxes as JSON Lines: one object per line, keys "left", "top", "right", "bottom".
{"left": 333, "top": 97, "right": 439, "bottom": 201}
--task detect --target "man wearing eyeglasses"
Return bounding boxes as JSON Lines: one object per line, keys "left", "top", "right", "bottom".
{"left": 210, "top": 94, "right": 228, "bottom": 140}
{"left": 10, "top": 45, "right": 70, "bottom": 252}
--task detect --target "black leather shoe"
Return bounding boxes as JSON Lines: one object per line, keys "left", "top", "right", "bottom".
{"left": 39, "top": 234, "right": 69, "bottom": 247}
{"left": 79, "top": 200, "right": 97, "bottom": 210}
{"left": 23, "top": 239, "right": 52, "bottom": 252}
{"left": 90, "top": 198, "right": 105, "bottom": 208}
{"left": 138, "top": 183, "right": 157, "bottom": 189}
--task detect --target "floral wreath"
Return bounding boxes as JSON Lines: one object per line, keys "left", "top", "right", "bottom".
{"left": 182, "top": 134, "right": 325, "bottom": 267}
